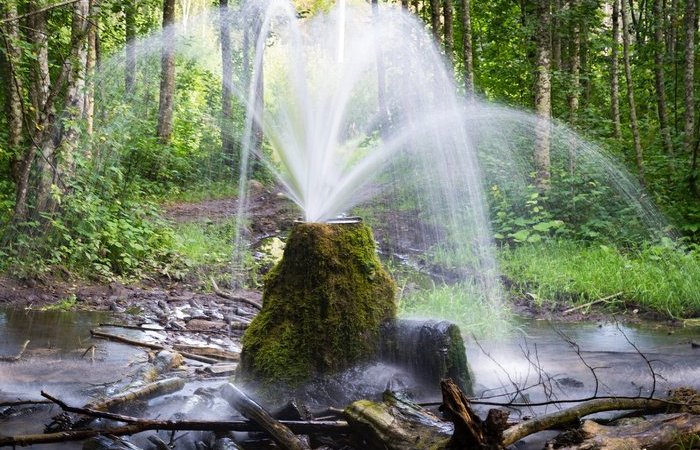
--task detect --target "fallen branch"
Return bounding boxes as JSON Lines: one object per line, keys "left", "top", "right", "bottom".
{"left": 0, "top": 399, "right": 51, "bottom": 407}
{"left": 0, "top": 339, "right": 30, "bottom": 362}
{"left": 210, "top": 277, "right": 262, "bottom": 310}
{"left": 1, "top": 392, "right": 348, "bottom": 448}
{"left": 221, "top": 383, "right": 310, "bottom": 450}
{"left": 84, "top": 377, "right": 185, "bottom": 411}
{"left": 501, "top": 396, "right": 671, "bottom": 446}
{"left": 562, "top": 292, "right": 623, "bottom": 315}
{"left": 90, "top": 329, "right": 219, "bottom": 364}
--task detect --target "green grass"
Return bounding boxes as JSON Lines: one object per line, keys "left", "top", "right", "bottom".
{"left": 161, "top": 180, "right": 238, "bottom": 204}
{"left": 398, "top": 281, "right": 512, "bottom": 337}
{"left": 499, "top": 240, "right": 700, "bottom": 318}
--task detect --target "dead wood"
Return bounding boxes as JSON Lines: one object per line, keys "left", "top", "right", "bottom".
{"left": 210, "top": 277, "right": 262, "bottom": 309}
{"left": 0, "top": 339, "right": 30, "bottom": 362}
{"left": 344, "top": 390, "right": 452, "bottom": 450}
{"left": 84, "top": 377, "right": 185, "bottom": 411}
{"left": 501, "top": 396, "right": 672, "bottom": 446}
{"left": 221, "top": 383, "right": 311, "bottom": 450}
{"left": 90, "top": 329, "right": 220, "bottom": 364}
{"left": 440, "top": 379, "right": 504, "bottom": 449}
{"left": 556, "top": 413, "right": 700, "bottom": 450}
{"left": 172, "top": 344, "right": 240, "bottom": 361}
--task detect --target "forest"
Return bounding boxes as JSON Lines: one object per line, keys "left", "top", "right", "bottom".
{"left": 1, "top": 0, "right": 699, "bottom": 322}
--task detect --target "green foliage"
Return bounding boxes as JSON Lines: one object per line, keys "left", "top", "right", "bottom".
{"left": 399, "top": 282, "right": 511, "bottom": 337}
{"left": 499, "top": 239, "right": 700, "bottom": 318}
{"left": 41, "top": 294, "right": 78, "bottom": 311}
{"left": 1, "top": 164, "right": 179, "bottom": 281}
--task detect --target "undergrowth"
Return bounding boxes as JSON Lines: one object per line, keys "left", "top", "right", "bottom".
{"left": 499, "top": 239, "right": 700, "bottom": 318}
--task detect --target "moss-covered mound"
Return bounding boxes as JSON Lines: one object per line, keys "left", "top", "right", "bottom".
{"left": 238, "top": 221, "right": 397, "bottom": 386}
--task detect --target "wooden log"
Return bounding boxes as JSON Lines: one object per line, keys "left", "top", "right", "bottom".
{"left": 90, "top": 329, "right": 219, "bottom": 364}
{"left": 556, "top": 413, "right": 700, "bottom": 450}
{"left": 0, "top": 340, "right": 30, "bottom": 362}
{"left": 172, "top": 344, "right": 240, "bottom": 361}
{"left": 85, "top": 377, "right": 185, "bottom": 412}
{"left": 344, "top": 391, "right": 452, "bottom": 450}
{"left": 501, "top": 397, "right": 672, "bottom": 447}
{"left": 221, "top": 383, "right": 310, "bottom": 450}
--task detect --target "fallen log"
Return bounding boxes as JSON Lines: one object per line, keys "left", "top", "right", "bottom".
{"left": 0, "top": 340, "right": 30, "bottom": 362}
{"left": 173, "top": 344, "right": 240, "bottom": 361}
{"left": 84, "top": 377, "right": 185, "bottom": 412}
{"left": 344, "top": 390, "right": 452, "bottom": 450}
{"left": 501, "top": 396, "right": 673, "bottom": 446}
{"left": 90, "top": 329, "right": 219, "bottom": 364}
{"left": 556, "top": 413, "right": 700, "bottom": 450}
{"left": 221, "top": 383, "right": 311, "bottom": 450}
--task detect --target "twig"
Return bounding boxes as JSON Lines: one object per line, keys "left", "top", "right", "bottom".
{"left": 210, "top": 277, "right": 262, "bottom": 309}
{"left": 0, "top": 340, "right": 30, "bottom": 362}
{"left": 0, "top": 0, "right": 80, "bottom": 24}
{"left": 562, "top": 291, "right": 623, "bottom": 315}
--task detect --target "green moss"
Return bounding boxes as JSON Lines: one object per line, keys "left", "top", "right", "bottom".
{"left": 239, "top": 221, "right": 397, "bottom": 386}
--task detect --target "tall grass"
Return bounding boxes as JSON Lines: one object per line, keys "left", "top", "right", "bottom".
{"left": 499, "top": 240, "right": 700, "bottom": 318}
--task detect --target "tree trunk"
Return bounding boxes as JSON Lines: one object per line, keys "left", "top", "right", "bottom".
{"left": 251, "top": 15, "right": 264, "bottom": 157}
{"left": 125, "top": 0, "right": 137, "bottom": 96}
{"left": 84, "top": 0, "right": 98, "bottom": 137}
{"left": 443, "top": 0, "right": 453, "bottom": 59}
{"left": 459, "top": 0, "right": 474, "bottom": 98}
{"left": 429, "top": 0, "right": 440, "bottom": 41}
{"left": 401, "top": 0, "right": 409, "bottom": 9}
{"left": 682, "top": 0, "right": 695, "bottom": 155}
{"left": 372, "top": 0, "right": 389, "bottom": 131}
{"left": 568, "top": 0, "right": 581, "bottom": 127}
{"left": 552, "top": 0, "right": 562, "bottom": 70}
{"left": 220, "top": 0, "right": 235, "bottom": 166}
{"left": 533, "top": 0, "right": 552, "bottom": 191}
{"left": 611, "top": 0, "right": 622, "bottom": 139}
{"left": 653, "top": 0, "right": 674, "bottom": 160}
{"left": 1, "top": 0, "right": 28, "bottom": 218}
{"left": 621, "top": 0, "right": 645, "bottom": 181}
{"left": 156, "top": 0, "right": 176, "bottom": 144}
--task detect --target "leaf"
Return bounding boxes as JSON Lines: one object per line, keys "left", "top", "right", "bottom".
{"left": 510, "top": 230, "right": 530, "bottom": 242}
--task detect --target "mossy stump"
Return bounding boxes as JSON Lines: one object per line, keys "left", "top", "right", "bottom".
{"left": 238, "top": 220, "right": 397, "bottom": 387}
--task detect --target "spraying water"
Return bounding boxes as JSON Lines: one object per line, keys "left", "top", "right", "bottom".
{"left": 89, "top": 0, "right": 667, "bottom": 318}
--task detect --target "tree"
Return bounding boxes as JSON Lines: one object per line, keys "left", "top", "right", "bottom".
{"left": 429, "top": 0, "right": 440, "bottom": 41}
{"left": 459, "top": 0, "right": 474, "bottom": 97}
{"left": 682, "top": 0, "right": 695, "bottom": 156}
{"left": 610, "top": 0, "right": 621, "bottom": 139}
{"left": 156, "top": 0, "right": 176, "bottom": 144}
{"left": 533, "top": 0, "right": 552, "bottom": 191}
{"left": 220, "top": 0, "right": 235, "bottom": 165}
{"left": 652, "top": 0, "right": 673, "bottom": 160}
{"left": 1, "top": 0, "right": 27, "bottom": 218}
{"left": 125, "top": 0, "right": 137, "bottom": 96}
{"left": 443, "top": 0, "right": 454, "bottom": 59}
{"left": 567, "top": 0, "right": 581, "bottom": 127}
{"left": 620, "top": 0, "right": 644, "bottom": 181}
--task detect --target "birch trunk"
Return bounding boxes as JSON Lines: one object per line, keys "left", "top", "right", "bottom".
{"left": 156, "top": 0, "right": 176, "bottom": 144}
{"left": 611, "top": 0, "right": 622, "bottom": 139}
{"left": 621, "top": 0, "right": 645, "bottom": 181}
{"left": 533, "top": 0, "right": 552, "bottom": 191}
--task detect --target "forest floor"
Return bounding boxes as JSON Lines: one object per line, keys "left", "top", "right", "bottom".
{"left": 0, "top": 185, "right": 676, "bottom": 325}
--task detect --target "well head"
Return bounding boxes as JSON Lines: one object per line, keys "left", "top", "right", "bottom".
{"left": 238, "top": 220, "right": 397, "bottom": 387}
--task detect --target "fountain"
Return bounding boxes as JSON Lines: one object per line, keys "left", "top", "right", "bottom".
{"left": 88, "top": 0, "right": 667, "bottom": 396}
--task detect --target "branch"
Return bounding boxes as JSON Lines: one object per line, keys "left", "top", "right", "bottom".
{"left": 0, "top": 0, "right": 80, "bottom": 24}
{"left": 562, "top": 291, "right": 623, "bottom": 315}
{"left": 501, "top": 396, "right": 671, "bottom": 446}
{"left": 210, "top": 277, "right": 262, "bottom": 309}
{"left": 0, "top": 340, "right": 30, "bottom": 362}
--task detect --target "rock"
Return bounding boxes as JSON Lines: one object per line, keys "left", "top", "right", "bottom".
{"left": 187, "top": 319, "right": 227, "bottom": 331}
{"left": 153, "top": 350, "right": 184, "bottom": 373}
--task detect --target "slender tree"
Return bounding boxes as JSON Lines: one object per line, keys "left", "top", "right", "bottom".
{"left": 125, "top": 0, "right": 137, "bottom": 96}
{"left": 429, "top": 0, "right": 440, "bottom": 40}
{"left": 620, "top": 0, "right": 644, "bottom": 181}
{"left": 443, "top": 0, "right": 454, "bottom": 59}
{"left": 533, "top": 0, "right": 552, "bottom": 190}
{"left": 156, "top": 0, "right": 176, "bottom": 144}
{"left": 652, "top": 0, "right": 673, "bottom": 159}
{"left": 1, "top": 0, "right": 27, "bottom": 217}
{"left": 567, "top": 0, "right": 581, "bottom": 127}
{"left": 552, "top": 0, "right": 562, "bottom": 71}
{"left": 220, "top": 0, "right": 235, "bottom": 165}
{"left": 610, "top": 0, "right": 622, "bottom": 139}
{"left": 459, "top": 0, "right": 474, "bottom": 97}
{"left": 682, "top": 0, "right": 695, "bottom": 155}
{"left": 84, "top": 0, "right": 98, "bottom": 136}
{"left": 372, "top": 0, "right": 389, "bottom": 130}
